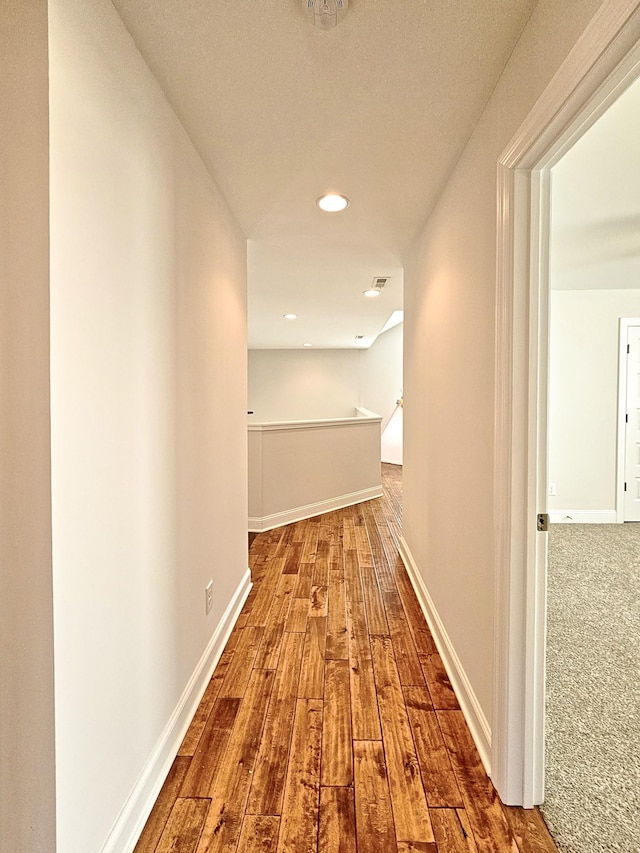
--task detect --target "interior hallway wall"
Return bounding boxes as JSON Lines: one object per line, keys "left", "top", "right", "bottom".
{"left": 0, "top": 3, "right": 56, "bottom": 849}
{"left": 359, "top": 323, "right": 404, "bottom": 431}
{"left": 248, "top": 348, "right": 361, "bottom": 421}
{"left": 49, "top": 1, "right": 248, "bottom": 850}
{"left": 402, "top": 0, "right": 602, "bottom": 736}
{"left": 248, "top": 323, "right": 403, "bottom": 425}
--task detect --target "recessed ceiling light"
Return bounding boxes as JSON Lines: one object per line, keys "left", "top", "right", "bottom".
{"left": 363, "top": 289, "right": 381, "bottom": 298}
{"left": 317, "top": 193, "right": 349, "bottom": 213}
{"left": 303, "top": 343, "right": 312, "bottom": 347}
{"left": 283, "top": 313, "right": 297, "bottom": 320}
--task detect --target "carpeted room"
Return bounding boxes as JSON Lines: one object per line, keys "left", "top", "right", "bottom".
{"left": 543, "top": 524, "right": 640, "bottom": 852}
{"left": 543, "top": 77, "right": 640, "bottom": 853}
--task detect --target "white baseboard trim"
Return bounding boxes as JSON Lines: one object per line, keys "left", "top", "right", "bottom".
{"left": 398, "top": 536, "right": 492, "bottom": 776}
{"left": 550, "top": 510, "right": 618, "bottom": 524}
{"left": 101, "top": 568, "right": 252, "bottom": 853}
{"left": 249, "top": 485, "right": 383, "bottom": 532}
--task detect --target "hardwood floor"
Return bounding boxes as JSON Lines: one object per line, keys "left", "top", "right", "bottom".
{"left": 135, "top": 464, "right": 557, "bottom": 853}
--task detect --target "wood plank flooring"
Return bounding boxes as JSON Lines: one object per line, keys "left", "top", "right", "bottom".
{"left": 135, "top": 464, "right": 558, "bottom": 853}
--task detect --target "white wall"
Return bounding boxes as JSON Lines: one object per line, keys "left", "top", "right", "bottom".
{"left": 248, "top": 349, "right": 361, "bottom": 421}
{"left": 402, "top": 0, "right": 602, "bottom": 733}
{"left": 550, "top": 76, "right": 640, "bottom": 291}
{"left": 549, "top": 291, "right": 640, "bottom": 514}
{"left": 359, "top": 323, "right": 404, "bottom": 431}
{"left": 248, "top": 324, "right": 403, "bottom": 425}
{"left": 0, "top": 4, "right": 57, "bottom": 849}
{"left": 49, "top": 2, "right": 247, "bottom": 851}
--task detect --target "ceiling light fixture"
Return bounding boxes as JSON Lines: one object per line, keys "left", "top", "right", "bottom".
{"left": 363, "top": 275, "right": 389, "bottom": 298}
{"left": 283, "top": 313, "right": 298, "bottom": 320}
{"left": 303, "top": 343, "right": 312, "bottom": 347}
{"left": 317, "top": 193, "right": 349, "bottom": 212}
{"left": 304, "top": 0, "right": 348, "bottom": 30}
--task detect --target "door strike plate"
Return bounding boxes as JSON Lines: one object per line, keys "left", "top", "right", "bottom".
{"left": 536, "top": 513, "right": 549, "bottom": 532}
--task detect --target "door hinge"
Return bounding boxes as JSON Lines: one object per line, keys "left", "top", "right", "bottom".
{"left": 628, "top": 344, "right": 631, "bottom": 354}
{"left": 626, "top": 413, "right": 629, "bottom": 423}
{"left": 536, "top": 513, "right": 549, "bottom": 532}
{"left": 625, "top": 482, "right": 627, "bottom": 492}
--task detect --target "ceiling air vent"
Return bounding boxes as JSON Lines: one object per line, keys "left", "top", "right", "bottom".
{"left": 372, "top": 276, "right": 389, "bottom": 291}
{"left": 355, "top": 335, "right": 364, "bottom": 340}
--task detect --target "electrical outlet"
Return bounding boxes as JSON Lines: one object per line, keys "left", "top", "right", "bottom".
{"left": 205, "top": 580, "right": 213, "bottom": 615}
{"left": 548, "top": 482, "right": 557, "bottom": 496}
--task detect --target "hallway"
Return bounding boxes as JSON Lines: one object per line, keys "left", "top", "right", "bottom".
{"left": 134, "top": 465, "right": 556, "bottom": 853}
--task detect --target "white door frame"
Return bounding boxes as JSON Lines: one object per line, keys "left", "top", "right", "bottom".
{"left": 492, "top": 0, "right": 640, "bottom": 808}
{"left": 617, "top": 318, "right": 640, "bottom": 522}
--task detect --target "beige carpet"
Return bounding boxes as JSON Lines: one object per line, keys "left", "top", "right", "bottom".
{"left": 541, "top": 524, "right": 640, "bottom": 853}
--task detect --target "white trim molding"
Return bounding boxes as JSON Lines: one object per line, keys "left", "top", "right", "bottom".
{"left": 494, "top": 0, "right": 640, "bottom": 809}
{"left": 616, "top": 318, "right": 640, "bottom": 522}
{"left": 248, "top": 412, "right": 382, "bottom": 433}
{"left": 100, "top": 569, "right": 252, "bottom": 853}
{"left": 550, "top": 510, "right": 618, "bottom": 524}
{"left": 249, "top": 486, "right": 383, "bottom": 532}
{"left": 398, "top": 537, "right": 492, "bottom": 775}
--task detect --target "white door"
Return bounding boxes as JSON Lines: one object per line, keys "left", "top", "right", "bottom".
{"left": 624, "top": 325, "right": 640, "bottom": 521}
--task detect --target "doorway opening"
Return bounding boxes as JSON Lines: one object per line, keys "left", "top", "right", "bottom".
{"left": 542, "top": 75, "right": 640, "bottom": 849}
{"left": 492, "top": 0, "right": 640, "bottom": 814}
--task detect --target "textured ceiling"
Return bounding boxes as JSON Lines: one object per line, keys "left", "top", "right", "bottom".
{"left": 111, "top": 0, "right": 537, "bottom": 348}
